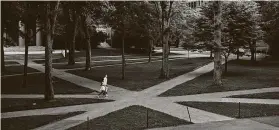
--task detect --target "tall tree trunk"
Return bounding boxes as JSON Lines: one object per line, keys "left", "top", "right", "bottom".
{"left": 175, "top": 38, "right": 179, "bottom": 48}
{"left": 224, "top": 56, "right": 228, "bottom": 74}
{"left": 237, "top": 48, "right": 240, "bottom": 60}
{"left": 159, "top": 1, "right": 172, "bottom": 79}
{"left": 82, "top": 16, "right": 91, "bottom": 71}
{"left": 213, "top": 1, "right": 222, "bottom": 86}
{"left": 121, "top": 33, "right": 125, "bottom": 80}
{"left": 210, "top": 47, "right": 213, "bottom": 58}
{"left": 64, "top": 41, "right": 68, "bottom": 58}
{"left": 251, "top": 47, "right": 255, "bottom": 61}
{"left": 45, "top": 1, "right": 59, "bottom": 101}
{"left": 68, "top": 12, "right": 78, "bottom": 65}
{"left": 148, "top": 40, "right": 152, "bottom": 63}
{"left": 22, "top": 26, "right": 30, "bottom": 88}
{"left": 1, "top": 29, "right": 5, "bottom": 73}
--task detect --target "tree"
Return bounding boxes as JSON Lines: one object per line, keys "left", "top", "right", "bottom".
{"left": 80, "top": 1, "right": 110, "bottom": 70}
{"left": 12, "top": 2, "right": 41, "bottom": 88}
{"left": 44, "top": 1, "right": 60, "bottom": 101}
{"left": 259, "top": 1, "right": 279, "bottom": 59}
{"left": 1, "top": 2, "right": 22, "bottom": 74}
{"left": 61, "top": 2, "right": 80, "bottom": 65}
{"left": 213, "top": 1, "right": 223, "bottom": 86}
{"left": 153, "top": 1, "right": 173, "bottom": 79}
{"left": 105, "top": 2, "right": 140, "bottom": 79}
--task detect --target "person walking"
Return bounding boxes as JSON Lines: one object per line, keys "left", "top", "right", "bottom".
{"left": 98, "top": 75, "right": 108, "bottom": 98}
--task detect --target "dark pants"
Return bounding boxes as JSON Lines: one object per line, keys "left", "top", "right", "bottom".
{"left": 98, "top": 90, "right": 107, "bottom": 96}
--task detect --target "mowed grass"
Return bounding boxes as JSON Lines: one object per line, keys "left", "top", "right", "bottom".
{"left": 5, "top": 61, "right": 20, "bottom": 65}
{"left": 1, "top": 98, "right": 113, "bottom": 112}
{"left": 69, "top": 105, "right": 192, "bottom": 130}
{"left": 2, "top": 65, "right": 40, "bottom": 76}
{"left": 229, "top": 92, "right": 279, "bottom": 99}
{"left": 178, "top": 101, "right": 279, "bottom": 118}
{"left": 160, "top": 59, "right": 279, "bottom": 96}
{"left": 67, "top": 57, "right": 212, "bottom": 91}
{"left": 50, "top": 57, "right": 183, "bottom": 70}
{"left": 1, "top": 111, "right": 84, "bottom": 130}
{"left": 1, "top": 73, "right": 94, "bottom": 94}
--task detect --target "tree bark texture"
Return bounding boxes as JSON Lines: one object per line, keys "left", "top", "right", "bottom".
{"left": 160, "top": 1, "right": 172, "bottom": 79}
{"left": 1, "top": 29, "right": 5, "bottom": 73}
{"left": 22, "top": 25, "right": 30, "bottom": 88}
{"left": 68, "top": 11, "right": 78, "bottom": 65}
{"left": 210, "top": 47, "right": 213, "bottom": 58}
{"left": 213, "top": 1, "right": 222, "bottom": 86}
{"left": 148, "top": 40, "right": 152, "bottom": 63}
{"left": 45, "top": 1, "right": 59, "bottom": 101}
{"left": 82, "top": 16, "right": 91, "bottom": 71}
{"left": 224, "top": 56, "right": 228, "bottom": 74}
{"left": 122, "top": 33, "right": 126, "bottom": 80}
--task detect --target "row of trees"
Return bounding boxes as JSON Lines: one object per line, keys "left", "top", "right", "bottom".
{"left": 1, "top": 1, "right": 109, "bottom": 100}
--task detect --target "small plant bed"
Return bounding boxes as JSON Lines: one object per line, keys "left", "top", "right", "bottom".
{"left": 178, "top": 101, "right": 279, "bottom": 118}
{"left": 67, "top": 57, "right": 212, "bottom": 91}
{"left": 160, "top": 59, "right": 279, "bottom": 97}
{"left": 1, "top": 98, "right": 113, "bottom": 112}
{"left": 69, "top": 105, "right": 191, "bottom": 130}
{"left": 228, "top": 92, "right": 279, "bottom": 99}
{"left": 1, "top": 111, "right": 85, "bottom": 130}
{"left": 1, "top": 65, "right": 40, "bottom": 76}
{"left": 1, "top": 73, "right": 94, "bottom": 94}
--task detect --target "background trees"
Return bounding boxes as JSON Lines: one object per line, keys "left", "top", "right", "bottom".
{"left": 259, "top": 1, "right": 279, "bottom": 59}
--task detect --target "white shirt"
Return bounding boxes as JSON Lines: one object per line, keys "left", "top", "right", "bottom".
{"left": 102, "top": 77, "right": 107, "bottom": 86}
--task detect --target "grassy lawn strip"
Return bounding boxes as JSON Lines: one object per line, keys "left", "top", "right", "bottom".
{"left": 33, "top": 55, "right": 166, "bottom": 65}
{"left": 178, "top": 101, "right": 279, "bottom": 118}
{"left": 4, "top": 53, "right": 63, "bottom": 61}
{"left": 228, "top": 92, "right": 279, "bottom": 99}
{"left": 2, "top": 65, "right": 40, "bottom": 76}
{"left": 160, "top": 59, "right": 279, "bottom": 96}
{"left": 1, "top": 73, "right": 95, "bottom": 94}
{"left": 51, "top": 57, "right": 183, "bottom": 70}
{"left": 67, "top": 57, "right": 212, "bottom": 91}
{"left": 1, "top": 111, "right": 84, "bottom": 130}
{"left": 69, "top": 105, "right": 192, "bottom": 130}
{"left": 5, "top": 61, "right": 20, "bottom": 65}
{"left": 1, "top": 98, "right": 113, "bottom": 112}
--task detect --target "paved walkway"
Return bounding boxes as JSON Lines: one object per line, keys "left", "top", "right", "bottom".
{"left": 15, "top": 60, "right": 133, "bottom": 100}
{"left": 2, "top": 54, "right": 278, "bottom": 130}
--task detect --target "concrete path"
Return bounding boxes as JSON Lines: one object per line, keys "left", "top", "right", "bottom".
{"left": 2, "top": 54, "right": 278, "bottom": 130}
{"left": 15, "top": 60, "right": 133, "bottom": 100}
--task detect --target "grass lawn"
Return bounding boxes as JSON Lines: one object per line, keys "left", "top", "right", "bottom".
{"left": 50, "top": 57, "right": 181, "bottom": 70}
{"left": 178, "top": 101, "right": 279, "bottom": 118}
{"left": 2, "top": 65, "right": 40, "bottom": 76}
{"left": 4, "top": 53, "right": 63, "bottom": 61}
{"left": 228, "top": 92, "right": 279, "bottom": 99}
{"left": 32, "top": 55, "right": 166, "bottom": 65}
{"left": 5, "top": 61, "right": 20, "bottom": 65}
{"left": 1, "top": 98, "right": 113, "bottom": 112}
{"left": 160, "top": 59, "right": 279, "bottom": 96}
{"left": 69, "top": 105, "right": 192, "bottom": 130}
{"left": 1, "top": 73, "right": 94, "bottom": 94}
{"left": 67, "top": 57, "right": 212, "bottom": 91}
{"left": 1, "top": 111, "right": 84, "bottom": 130}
